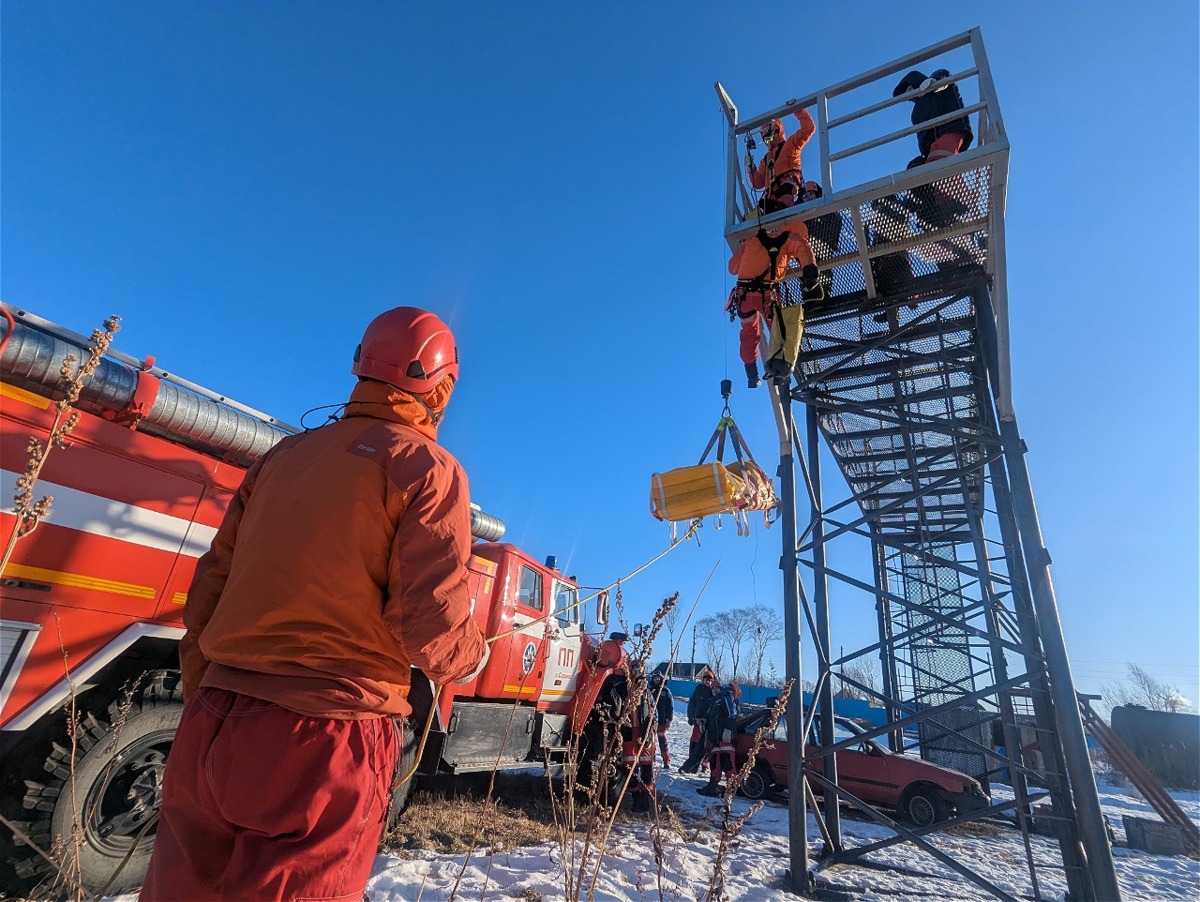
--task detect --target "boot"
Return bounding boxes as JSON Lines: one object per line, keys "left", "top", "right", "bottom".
{"left": 696, "top": 782, "right": 721, "bottom": 797}
{"left": 744, "top": 362, "right": 760, "bottom": 389}
{"left": 765, "top": 357, "right": 791, "bottom": 384}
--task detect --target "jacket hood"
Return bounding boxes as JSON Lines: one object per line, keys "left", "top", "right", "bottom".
{"left": 893, "top": 69, "right": 927, "bottom": 98}
{"left": 763, "top": 117, "right": 787, "bottom": 143}
{"left": 344, "top": 376, "right": 455, "bottom": 440}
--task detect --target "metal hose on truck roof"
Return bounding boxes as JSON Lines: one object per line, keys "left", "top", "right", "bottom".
{"left": 0, "top": 302, "right": 506, "bottom": 542}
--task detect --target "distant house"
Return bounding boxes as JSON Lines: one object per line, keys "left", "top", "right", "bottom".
{"left": 653, "top": 661, "right": 711, "bottom": 681}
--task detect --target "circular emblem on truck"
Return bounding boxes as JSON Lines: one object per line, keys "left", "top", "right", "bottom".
{"left": 522, "top": 641, "right": 537, "bottom": 674}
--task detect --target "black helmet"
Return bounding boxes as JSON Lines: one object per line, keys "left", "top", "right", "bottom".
{"left": 893, "top": 70, "right": 927, "bottom": 98}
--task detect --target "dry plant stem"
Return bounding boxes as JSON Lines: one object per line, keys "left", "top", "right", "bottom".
{"left": 0, "top": 316, "right": 120, "bottom": 576}
{"left": 446, "top": 665, "right": 536, "bottom": 902}
{"left": 702, "top": 682, "right": 794, "bottom": 902}
{"left": 583, "top": 564, "right": 721, "bottom": 901}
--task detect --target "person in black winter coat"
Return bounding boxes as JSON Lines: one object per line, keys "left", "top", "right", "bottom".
{"left": 697, "top": 682, "right": 741, "bottom": 797}
{"left": 679, "top": 673, "right": 717, "bottom": 773}
{"left": 649, "top": 673, "right": 675, "bottom": 768}
{"left": 893, "top": 68, "right": 974, "bottom": 163}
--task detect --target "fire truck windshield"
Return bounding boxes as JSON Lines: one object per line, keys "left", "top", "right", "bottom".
{"left": 552, "top": 581, "right": 579, "bottom": 626}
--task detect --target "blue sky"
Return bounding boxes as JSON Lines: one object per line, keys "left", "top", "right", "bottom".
{"left": 2, "top": 1, "right": 1197, "bottom": 702}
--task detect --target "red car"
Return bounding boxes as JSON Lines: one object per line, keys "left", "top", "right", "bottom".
{"left": 734, "top": 710, "right": 988, "bottom": 827}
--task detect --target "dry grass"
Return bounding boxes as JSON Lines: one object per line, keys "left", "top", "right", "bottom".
{"left": 382, "top": 772, "right": 704, "bottom": 860}
{"left": 383, "top": 773, "right": 557, "bottom": 856}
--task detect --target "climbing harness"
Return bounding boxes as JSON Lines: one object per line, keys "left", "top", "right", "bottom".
{"left": 649, "top": 383, "right": 778, "bottom": 536}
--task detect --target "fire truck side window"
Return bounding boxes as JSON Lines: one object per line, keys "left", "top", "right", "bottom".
{"left": 553, "top": 581, "right": 579, "bottom": 626}
{"left": 519, "top": 566, "right": 543, "bottom": 611}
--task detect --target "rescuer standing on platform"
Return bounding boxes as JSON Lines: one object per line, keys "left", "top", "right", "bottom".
{"left": 747, "top": 107, "right": 816, "bottom": 213}
{"left": 726, "top": 224, "right": 820, "bottom": 388}
{"left": 141, "top": 307, "right": 489, "bottom": 902}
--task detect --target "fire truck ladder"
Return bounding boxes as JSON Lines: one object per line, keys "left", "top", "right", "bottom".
{"left": 718, "top": 30, "right": 1121, "bottom": 901}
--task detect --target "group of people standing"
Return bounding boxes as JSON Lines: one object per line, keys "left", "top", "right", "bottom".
{"left": 727, "top": 66, "right": 974, "bottom": 387}
{"left": 679, "top": 672, "right": 743, "bottom": 797}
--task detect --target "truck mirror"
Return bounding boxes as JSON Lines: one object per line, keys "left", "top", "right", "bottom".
{"left": 597, "top": 589, "right": 609, "bottom": 627}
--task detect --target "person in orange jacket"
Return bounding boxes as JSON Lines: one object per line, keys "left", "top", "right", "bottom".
{"left": 747, "top": 107, "right": 816, "bottom": 213}
{"left": 726, "top": 222, "right": 820, "bottom": 388}
{"left": 141, "top": 307, "right": 489, "bottom": 902}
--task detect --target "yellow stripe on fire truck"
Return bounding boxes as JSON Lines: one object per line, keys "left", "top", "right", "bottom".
{"left": 0, "top": 382, "right": 52, "bottom": 409}
{"left": 1, "top": 563, "right": 156, "bottom": 599}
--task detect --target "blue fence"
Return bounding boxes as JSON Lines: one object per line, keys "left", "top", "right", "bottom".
{"left": 664, "top": 679, "right": 888, "bottom": 728}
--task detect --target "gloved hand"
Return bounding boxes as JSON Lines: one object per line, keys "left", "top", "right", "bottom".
{"left": 697, "top": 718, "right": 706, "bottom": 733}
{"left": 455, "top": 642, "right": 490, "bottom": 685}
{"left": 722, "top": 729, "right": 732, "bottom": 743}
{"left": 802, "top": 264, "right": 820, "bottom": 289}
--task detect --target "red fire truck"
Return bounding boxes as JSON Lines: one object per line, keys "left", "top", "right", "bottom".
{"left": 0, "top": 304, "right": 629, "bottom": 894}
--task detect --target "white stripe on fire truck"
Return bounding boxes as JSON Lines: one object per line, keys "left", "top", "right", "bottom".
{"left": 0, "top": 470, "right": 217, "bottom": 558}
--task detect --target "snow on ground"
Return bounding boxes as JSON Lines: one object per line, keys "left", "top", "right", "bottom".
{"left": 106, "top": 704, "right": 1199, "bottom": 900}
{"left": 360, "top": 707, "right": 1200, "bottom": 901}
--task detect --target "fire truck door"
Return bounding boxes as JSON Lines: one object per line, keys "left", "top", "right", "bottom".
{"left": 539, "top": 579, "right": 582, "bottom": 704}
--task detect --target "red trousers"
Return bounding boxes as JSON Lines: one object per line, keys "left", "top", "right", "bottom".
{"left": 728, "top": 286, "right": 778, "bottom": 365}
{"left": 140, "top": 688, "right": 399, "bottom": 902}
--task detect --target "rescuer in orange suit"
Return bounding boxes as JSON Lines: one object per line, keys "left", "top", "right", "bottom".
{"left": 747, "top": 107, "right": 816, "bottom": 213}
{"left": 141, "top": 307, "right": 489, "bottom": 902}
{"left": 726, "top": 223, "right": 820, "bottom": 388}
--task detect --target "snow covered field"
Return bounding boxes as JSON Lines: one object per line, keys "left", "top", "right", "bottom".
{"left": 360, "top": 713, "right": 1200, "bottom": 901}
{"left": 107, "top": 711, "right": 1199, "bottom": 901}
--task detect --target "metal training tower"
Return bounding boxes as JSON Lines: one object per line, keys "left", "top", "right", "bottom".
{"left": 717, "top": 30, "right": 1121, "bottom": 900}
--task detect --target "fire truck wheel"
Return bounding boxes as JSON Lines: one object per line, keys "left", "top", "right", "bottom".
{"left": 4, "top": 669, "right": 184, "bottom": 897}
{"left": 385, "top": 718, "right": 419, "bottom": 831}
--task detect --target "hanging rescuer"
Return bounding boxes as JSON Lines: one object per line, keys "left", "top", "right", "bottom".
{"left": 725, "top": 223, "right": 820, "bottom": 388}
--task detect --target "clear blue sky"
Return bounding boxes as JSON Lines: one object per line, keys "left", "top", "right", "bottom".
{"left": 3, "top": 2, "right": 1197, "bottom": 702}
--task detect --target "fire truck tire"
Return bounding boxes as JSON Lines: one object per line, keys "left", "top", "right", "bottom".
{"left": 2, "top": 670, "right": 183, "bottom": 897}
{"left": 385, "top": 718, "right": 419, "bottom": 831}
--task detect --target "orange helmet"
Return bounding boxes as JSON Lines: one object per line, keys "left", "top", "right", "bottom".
{"left": 352, "top": 307, "right": 459, "bottom": 394}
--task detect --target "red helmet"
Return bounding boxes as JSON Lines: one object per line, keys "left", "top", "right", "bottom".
{"left": 351, "top": 306, "right": 459, "bottom": 394}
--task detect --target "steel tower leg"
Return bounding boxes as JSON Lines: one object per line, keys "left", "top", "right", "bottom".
{"left": 806, "top": 404, "right": 842, "bottom": 850}
{"left": 977, "top": 287, "right": 1121, "bottom": 901}
{"left": 871, "top": 531, "right": 903, "bottom": 752}
{"left": 777, "top": 389, "right": 812, "bottom": 894}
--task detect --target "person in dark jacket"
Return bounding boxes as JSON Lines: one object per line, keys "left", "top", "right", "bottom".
{"left": 650, "top": 673, "right": 675, "bottom": 768}
{"left": 679, "top": 672, "right": 717, "bottom": 773}
{"left": 893, "top": 69, "right": 974, "bottom": 164}
{"left": 697, "top": 682, "right": 741, "bottom": 797}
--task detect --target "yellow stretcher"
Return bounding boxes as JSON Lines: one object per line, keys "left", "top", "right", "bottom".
{"left": 649, "top": 401, "right": 777, "bottom": 536}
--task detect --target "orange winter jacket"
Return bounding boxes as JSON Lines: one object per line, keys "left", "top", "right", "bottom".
{"left": 729, "top": 223, "right": 816, "bottom": 283}
{"left": 179, "top": 378, "right": 487, "bottom": 719}
{"left": 748, "top": 109, "right": 815, "bottom": 192}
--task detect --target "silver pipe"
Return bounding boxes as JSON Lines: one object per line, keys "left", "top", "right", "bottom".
{"left": 2, "top": 309, "right": 507, "bottom": 542}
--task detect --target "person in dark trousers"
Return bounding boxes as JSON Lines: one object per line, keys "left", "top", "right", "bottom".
{"left": 894, "top": 69, "right": 976, "bottom": 229}
{"left": 141, "top": 307, "right": 489, "bottom": 902}
{"left": 650, "top": 672, "right": 675, "bottom": 768}
{"left": 697, "top": 682, "right": 741, "bottom": 797}
{"left": 893, "top": 69, "right": 973, "bottom": 164}
{"left": 680, "top": 672, "right": 717, "bottom": 773}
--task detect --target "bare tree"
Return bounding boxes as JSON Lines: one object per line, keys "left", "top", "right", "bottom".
{"left": 696, "top": 616, "right": 725, "bottom": 680}
{"left": 661, "top": 603, "right": 682, "bottom": 675}
{"left": 745, "top": 605, "right": 783, "bottom": 685}
{"left": 1102, "top": 663, "right": 1193, "bottom": 715}
{"left": 835, "top": 659, "right": 880, "bottom": 701}
{"left": 714, "top": 610, "right": 760, "bottom": 680}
